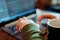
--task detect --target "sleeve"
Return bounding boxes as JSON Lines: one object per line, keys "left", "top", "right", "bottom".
{"left": 21, "top": 23, "right": 44, "bottom": 40}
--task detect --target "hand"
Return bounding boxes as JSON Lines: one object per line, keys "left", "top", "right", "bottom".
{"left": 37, "top": 14, "right": 56, "bottom": 40}
{"left": 37, "top": 14, "right": 56, "bottom": 24}
{"left": 16, "top": 17, "right": 34, "bottom": 32}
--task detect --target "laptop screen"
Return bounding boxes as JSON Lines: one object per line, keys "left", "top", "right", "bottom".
{"left": 0, "top": 0, "right": 36, "bottom": 23}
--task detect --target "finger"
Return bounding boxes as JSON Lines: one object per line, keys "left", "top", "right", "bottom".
{"left": 37, "top": 15, "right": 44, "bottom": 23}
{"left": 19, "top": 18, "right": 25, "bottom": 23}
{"left": 19, "top": 18, "right": 24, "bottom": 20}
{"left": 23, "top": 17, "right": 28, "bottom": 20}
{"left": 16, "top": 19, "right": 22, "bottom": 32}
{"left": 19, "top": 27, "right": 21, "bottom": 32}
{"left": 16, "top": 23, "right": 20, "bottom": 32}
{"left": 48, "top": 15, "right": 56, "bottom": 19}
{"left": 44, "top": 14, "right": 56, "bottom": 19}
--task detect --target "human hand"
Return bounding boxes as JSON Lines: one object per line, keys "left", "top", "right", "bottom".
{"left": 37, "top": 14, "right": 56, "bottom": 24}
{"left": 16, "top": 17, "right": 34, "bottom": 32}
{"left": 37, "top": 14, "right": 56, "bottom": 40}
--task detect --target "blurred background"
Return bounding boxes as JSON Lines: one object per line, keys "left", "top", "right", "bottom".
{"left": 0, "top": 0, "right": 60, "bottom": 40}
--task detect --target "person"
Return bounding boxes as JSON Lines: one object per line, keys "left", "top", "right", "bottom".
{"left": 16, "top": 14, "right": 56, "bottom": 40}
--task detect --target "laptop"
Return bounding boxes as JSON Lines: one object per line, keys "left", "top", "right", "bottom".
{"left": 0, "top": 0, "right": 36, "bottom": 40}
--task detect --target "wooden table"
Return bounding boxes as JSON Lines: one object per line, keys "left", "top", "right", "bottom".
{"left": 0, "top": 29, "right": 18, "bottom": 40}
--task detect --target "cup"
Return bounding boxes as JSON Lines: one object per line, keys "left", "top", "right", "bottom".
{"left": 47, "top": 19, "right": 60, "bottom": 40}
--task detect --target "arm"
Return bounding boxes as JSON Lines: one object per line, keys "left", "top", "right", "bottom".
{"left": 16, "top": 17, "right": 44, "bottom": 40}
{"left": 22, "top": 23, "right": 44, "bottom": 40}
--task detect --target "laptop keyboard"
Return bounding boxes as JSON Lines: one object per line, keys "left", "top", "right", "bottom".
{"left": 7, "top": 25, "right": 17, "bottom": 33}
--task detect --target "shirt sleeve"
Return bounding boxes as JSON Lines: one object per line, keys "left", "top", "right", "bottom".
{"left": 21, "top": 23, "right": 44, "bottom": 40}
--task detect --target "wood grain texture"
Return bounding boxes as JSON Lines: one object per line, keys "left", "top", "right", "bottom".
{"left": 0, "top": 30, "right": 17, "bottom": 40}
